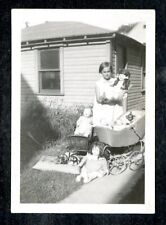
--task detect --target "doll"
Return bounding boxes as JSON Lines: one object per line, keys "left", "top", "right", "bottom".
{"left": 74, "top": 108, "right": 93, "bottom": 137}
{"left": 102, "top": 69, "right": 131, "bottom": 102}
{"left": 115, "top": 69, "right": 131, "bottom": 91}
{"left": 76, "top": 143, "right": 109, "bottom": 183}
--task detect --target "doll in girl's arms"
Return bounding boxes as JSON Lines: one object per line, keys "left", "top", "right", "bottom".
{"left": 102, "top": 69, "right": 131, "bottom": 102}
{"left": 116, "top": 69, "right": 131, "bottom": 91}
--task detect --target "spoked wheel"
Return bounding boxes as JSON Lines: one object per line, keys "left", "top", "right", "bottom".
{"left": 109, "top": 156, "right": 127, "bottom": 175}
{"left": 129, "top": 150, "right": 144, "bottom": 171}
{"left": 68, "top": 154, "right": 80, "bottom": 165}
{"left": 110, "top": 164, "right": 127, "bottom": 175}
{"left": 103, "top": 145, "right": 112, "bottom": 160}
{"left": 58, "top": 154, "right": 69, "bottom": 164}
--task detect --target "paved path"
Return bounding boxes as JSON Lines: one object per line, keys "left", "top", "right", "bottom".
{"left": 60, "top": 167, "right": 144, "bottom": 204}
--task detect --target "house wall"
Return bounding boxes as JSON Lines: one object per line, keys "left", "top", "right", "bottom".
{"left": 127, "top": 22, "right": 146, "bottom": 44}
{"left": 112, "top": 39, "right": 145, "bottom": 111}
{"left": 62, "top": 44, "right": 109, "bottom": 104}
{"left": 21, "top": 43, "right": 110, "bottom": 117}
{"left": 127, "top": 45, "right": 145, "bottom": 110}
{"left": 21, "top": 39, "right": 145, "bottom": 118}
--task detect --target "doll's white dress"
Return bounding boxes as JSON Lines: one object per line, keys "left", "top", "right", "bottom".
{"left": 93, "top": 77, "right": 125, "bottom": 126}
{"left": 74, "top": 116, "right": 93, "bottom": 137}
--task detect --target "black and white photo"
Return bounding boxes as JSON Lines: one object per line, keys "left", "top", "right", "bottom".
{"left": 11, "top": 9, "right": 155, "bottom": 213}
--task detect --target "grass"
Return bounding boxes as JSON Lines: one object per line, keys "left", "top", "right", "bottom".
{"left": 20, "top": 142, "right": 83, "bottom": 203}
{"left": 20, "top": 102, "right": 87, "bottom": 203}
{"left": 20, "top": 102, "right": 144, "bottom": 203}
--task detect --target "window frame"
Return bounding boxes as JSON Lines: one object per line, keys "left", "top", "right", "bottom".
{"left": 37, "top": 47, "right": 64, "bottom": 95}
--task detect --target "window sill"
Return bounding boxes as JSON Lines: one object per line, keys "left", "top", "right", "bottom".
{"left": 36, "top": 92, "right": 64, "bottom": 96}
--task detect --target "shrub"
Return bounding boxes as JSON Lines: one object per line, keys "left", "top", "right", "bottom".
{"left": 46, "top": 104, "right": 86, "bottom": 139}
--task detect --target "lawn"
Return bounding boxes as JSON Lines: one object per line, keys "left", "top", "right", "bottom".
{"left": 20, "top": 140, "right": 84, "bottom": 203}
{"left": 20, "top": 102, "right": 144, "bottom": 203}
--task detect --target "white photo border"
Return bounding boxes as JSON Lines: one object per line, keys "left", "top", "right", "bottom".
{"left": 11, "top": 9, "right": 155, "bottom": 214}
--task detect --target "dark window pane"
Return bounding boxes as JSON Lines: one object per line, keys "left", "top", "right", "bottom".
{"left": 40, "top": 50, "right": 59, "bottom": 69}
{"left": 41, "top": 71, "right": 60, "bottom": 90}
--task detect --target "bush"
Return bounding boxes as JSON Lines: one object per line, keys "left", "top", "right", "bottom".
{"left": 46, "top": 104, "right": 86, "bottom": 139}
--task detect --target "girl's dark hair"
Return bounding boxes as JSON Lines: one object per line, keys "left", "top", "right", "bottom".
{"left": 99, "top": 62, "right": 113, "bottom": 74}
{"left": 119, "top": 69, "right": 131, "bottom": 78}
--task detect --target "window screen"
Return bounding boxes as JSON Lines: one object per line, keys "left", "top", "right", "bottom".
{"left": 39, "top": 49, "right": 61, "bottom": 94}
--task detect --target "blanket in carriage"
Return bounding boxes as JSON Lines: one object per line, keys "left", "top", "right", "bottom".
{"left": 93, "top": 110, "right": 145, "bottom": 147}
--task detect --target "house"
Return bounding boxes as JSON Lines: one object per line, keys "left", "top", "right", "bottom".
{"left": 117, "top": 21, "right": 146, "bottom": 44}
{"left": 21, "top": 21, "right": 145, "bottom": 117}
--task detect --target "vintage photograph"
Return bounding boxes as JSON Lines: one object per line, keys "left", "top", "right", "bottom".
{"left": 12, "top": 9, "right": 155, "bottom": 213}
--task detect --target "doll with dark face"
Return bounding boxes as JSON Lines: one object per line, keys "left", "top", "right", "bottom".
{"left": 116, "top": 69, "right": 131, "bottom": 91}
{"left": 76, "top": 143, "right": 109, "bottom": 183}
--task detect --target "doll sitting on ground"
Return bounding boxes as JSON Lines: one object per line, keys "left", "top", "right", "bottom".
{"left": 76, "top": 143, "right": 109, "bottom": 183}
{"left": 74, "top": 108, "right": 93, "bottom": 137}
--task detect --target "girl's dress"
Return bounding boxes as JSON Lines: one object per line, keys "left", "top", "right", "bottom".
{"left": 93, "top": 77, "right": 125, "bottom": 126}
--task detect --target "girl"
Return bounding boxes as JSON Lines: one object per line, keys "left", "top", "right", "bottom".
{"left": 93, "top": 62, "right": 129, "bottom": 126}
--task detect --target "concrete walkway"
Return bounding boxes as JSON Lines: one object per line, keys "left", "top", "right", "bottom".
{"left": 60, "top": 167, "right": 144, "bottom": 204}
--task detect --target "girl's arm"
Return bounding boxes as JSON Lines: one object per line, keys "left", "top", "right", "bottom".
{"left": 95, "top": 85, "right": 103, "bottom": 104}
{"left": 95, "top": 85, "right": 110, "bottom": 105}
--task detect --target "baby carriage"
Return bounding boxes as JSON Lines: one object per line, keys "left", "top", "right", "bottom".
{"left": 59, "top": 110, "right": 145, "bottom": 175}
{"left": 92, "top": 110, "right": 145, "bottom": 175}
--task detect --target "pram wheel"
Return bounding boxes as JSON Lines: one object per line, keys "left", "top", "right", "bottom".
{"left": 103, "top": 145, "right": 112, "bottom": 160}
{"left": 109, "top": 155, "right": 127, "bottom": 175}
{"left": 110, "top": 164, "right": 127, "bottom": 175}
{"left": 129, "top": 150, "right": 144, "bottom": 171}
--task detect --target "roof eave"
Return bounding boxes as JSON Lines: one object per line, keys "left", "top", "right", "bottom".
{"left": 21, "top": 32, "right": 116, "bottom": 48}
{"left": 115, "top": 32, "right": 145, "bottom": 47}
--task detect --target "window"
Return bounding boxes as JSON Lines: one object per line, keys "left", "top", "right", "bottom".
{"left": 38, "top": 48, "right": 63, "bottom": 94}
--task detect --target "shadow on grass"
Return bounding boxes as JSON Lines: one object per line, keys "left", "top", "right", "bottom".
{"left": 21, "top": 75, "right": 59, "bottom": 170}
{"left": 119, "top": 172, "right": 144, "bottom": 204}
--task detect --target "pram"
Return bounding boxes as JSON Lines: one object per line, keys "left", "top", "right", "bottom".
{"left": 59, "top": 110, "right": 145, "bottom": 175}
{"left": 92, "top": 110, "right": 145, "bottom": 174}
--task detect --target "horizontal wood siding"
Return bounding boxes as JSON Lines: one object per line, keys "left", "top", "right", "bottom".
{"left": 21, "top": 40, "right": 145, "bottom": 115}
{"left": 126, "top": 46, "right": 145, "bottom": 110}
{"left": 63, "top": 44, "right": 109, "bottom": 104}
{"left": 21, "top": 43, "right": 109, "bottom": 112}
